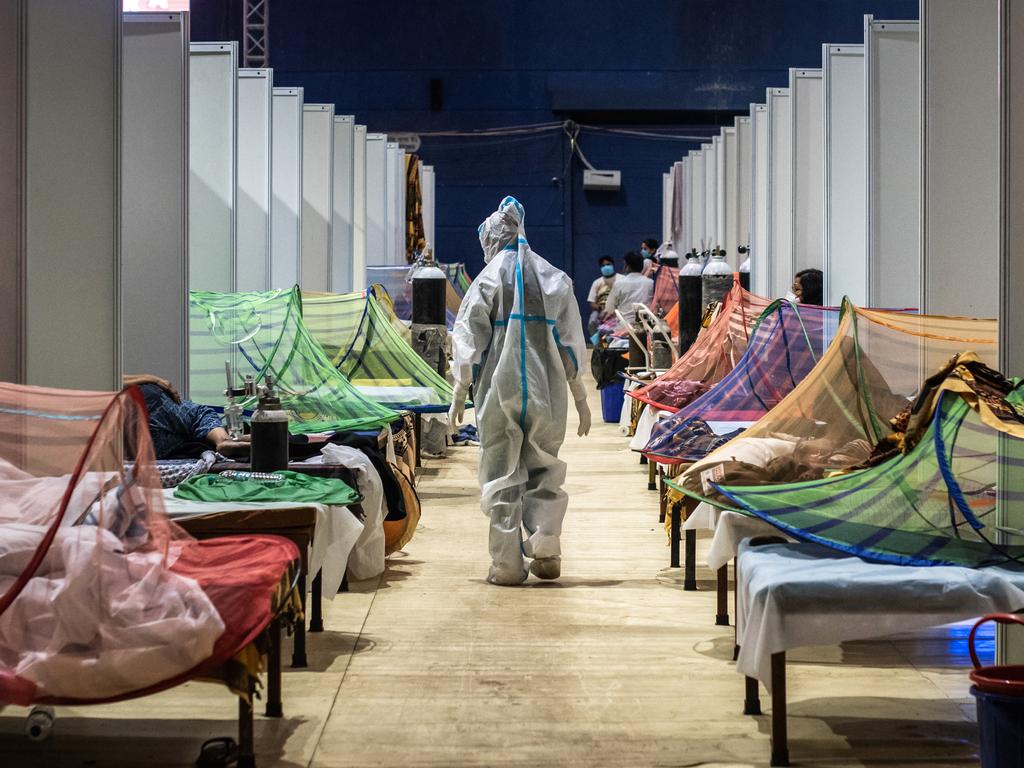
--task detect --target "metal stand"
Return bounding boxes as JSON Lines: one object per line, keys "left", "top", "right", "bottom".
{"left": 684, "top": 528, "right": 697, "bottom": 591}
{"left": 647, "top": 459, "right": 657, "bottom": 491}
{"left": 658, "top": 473, "right": 667, "bottom": 523}
{"left": 669, "top": 501, "right": 681, "bottom": 568}
{"left": 743, "top": 674, "right": 761, "bottom": 715}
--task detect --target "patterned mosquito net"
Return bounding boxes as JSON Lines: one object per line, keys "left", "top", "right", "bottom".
{"left": 649, "top": 263, "right": 680, "bottom": 316}
{"left": 714, "top": 355, "right": 1024, "bottom": 567}
{"left": 301, "top": 287, "right": 457, "bottom": 412}
{"left": 0, "top": 383, "right": 298, "bottom": 705}
{"left": 645, "top": 301, "right": 835, "bottom": 464}
{"left": 189, "top": 287, "right": 399, "bottom": 434}
{"left": 671, "top": 302, "right": 998, "bottom": 506}
{"left": 629, "top": 281, "right": 772, "bottom": 411}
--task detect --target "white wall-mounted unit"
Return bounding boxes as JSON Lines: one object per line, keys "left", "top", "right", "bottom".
{"left": 735, "top": 116, "right": 753, "bottom": 255}
{"left": 352, "top": 125, "right": 368, "bottom": 286}
{"left": 921, "top": 0, "right": 999, "bottom": 316}
{"left": 189, "top": 41, "right": 237, "bottom": 292}
{"left": 790, "top": 68, "right": 824, "bottom": 275}
{"left": 866, "top": 17, "right": 921, "bottom": 309}
{"left": 122, "top": 12, "right": 189, "bottom": 390}
{"left": 236, "top": 67, "right": 273, "bottom": 292}
{"left": 750, "top": 104, "right": 770, "bottom": 296}
{"left": 300, "top": 103, "right": 334, "bottom": 291}
{"left": 332, "top": 115, "right": 355, "bottom": 293}
{"left": 767, "top": 87, "right": 793, "bottom": 299}
{"left": 823, "top": 44, "right": 867, "bottom": 306}
{"left": 365, "top": 133, "right": 388, "bottom": 267}
{"left": 0, "top": 0, "right": 123, "bottom": 388}
{"left": 270, "top": 87, "right": 303, "bottom": 289}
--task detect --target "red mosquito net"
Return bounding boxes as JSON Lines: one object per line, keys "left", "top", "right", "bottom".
{"left": 0, "top": 383, "right": 298, "bottom": 706}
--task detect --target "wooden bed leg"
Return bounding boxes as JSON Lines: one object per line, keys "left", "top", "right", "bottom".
{"left": 770, "top": 652, "right": 790, "bottom": 767}
{"left": 339, "top": 572, "right": 349, "bottom": 593}
{"left": 670, "top": 501, "right": 682, "bottom": 568}
{"left": 310, "top": 571, "right": 324, "bottom": 633}
{"left": 683, "top": 529, "right": 697, "bottom": 591}
{"left": 715, "top": 565, "right": 729, "bottom": 625}
{"left": 265, "top": 619, "right": 283, "bottom": 718}
{"left": 292, "top": 558, "right": 308, "bottom": 668}
{"left": 743, "top": 675, "right": 762, "bottom": 715}
{"left": 640, "top": 453, "right": 648, "bottom": 465}
{"left": 658, "top": 472, "right": 666, "bottom": 523}
{"left": 647, "top": 458, "right": 657, "bottom": 490}
{"left": 238, "top": 679, "right": 256, "bottom": 768}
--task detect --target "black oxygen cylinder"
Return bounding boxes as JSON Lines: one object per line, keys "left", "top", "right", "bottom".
{"left": 678, "top": 274, "right": 702, "bottom": 355}
{"left": 739, "top": 271, "right": 750, "bottom": 291}
{"left": 251, "top": 385, "right": 289, "bottom": 472}
{"left": 411, "top": 272, "right": 447, "bottom": 325}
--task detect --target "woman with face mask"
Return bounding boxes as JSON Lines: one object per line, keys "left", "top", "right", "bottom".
{"left": 587, "top": 255, "right": 618, "bottom": 335}
{"left": 640, "top": 238, "right": 660, "bottom": 275}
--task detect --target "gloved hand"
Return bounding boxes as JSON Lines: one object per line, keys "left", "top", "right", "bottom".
{"left": 448, "top": 382, "right": 470, "bottom": 436}
{"left": 568, "top": 378, "right": 591, "bottom": 437}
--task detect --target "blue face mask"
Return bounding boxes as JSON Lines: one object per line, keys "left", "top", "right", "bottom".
{"left": 640, "top": 248, "right": 651, "bottom": 259}
{"left": 600, "top": 264, "right": 615, "bottom": 277}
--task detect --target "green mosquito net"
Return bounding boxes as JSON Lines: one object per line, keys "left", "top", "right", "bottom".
{"left": 189, "top": 287, "right": 399, "bottom": 434}
{"left": 302, "top": 287, "right": 458, "bottom": 413}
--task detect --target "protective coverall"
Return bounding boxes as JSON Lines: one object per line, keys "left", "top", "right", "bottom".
{"left": 448, "top": 197, "right": 590, "bottom": 585}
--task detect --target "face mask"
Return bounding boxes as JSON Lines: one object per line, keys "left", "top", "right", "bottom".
{"left": 785, "top": 290, "right": 798, "bottom": 303}
{"left": 600, "top": 264, "right": 615, "bottom": 278}
{"left": 640, "top": 248, "right": 651, "bottom": 259}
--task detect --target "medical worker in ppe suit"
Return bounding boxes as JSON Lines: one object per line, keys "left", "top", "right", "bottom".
{"left": 448, "top": 196, "right": 591, "bottom": 586}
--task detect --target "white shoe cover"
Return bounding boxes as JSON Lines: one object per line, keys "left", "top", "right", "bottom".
{"left": 487, "top": 565, "right": 528, "bottom": 586}
{"left": 529, "top": 556, "right": 561, "bottom": 580}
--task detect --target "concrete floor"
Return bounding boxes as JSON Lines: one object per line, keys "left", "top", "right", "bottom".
{"left": 0, "top": 381, "right": 986, "bottom": 767}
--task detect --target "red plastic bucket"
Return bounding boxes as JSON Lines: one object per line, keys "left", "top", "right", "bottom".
{"left": 969, "top": 614, "right": 1024, "bottom": 768}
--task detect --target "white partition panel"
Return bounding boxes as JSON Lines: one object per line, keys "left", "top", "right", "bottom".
{"left": 721, "top": 127, "right": 739, "bottom": 264}
{"left": 790, "top": 69, "right": 824, "bottom": 275}
{"left": 0, "top": 1, "right": 122, "bottom": 388}
{"left": 703, "top": 142, "right": 717, "bottom": 250}
{"left": 122, "top": 12, "right": 188, "bottom": 389}
{"left": 271, "top": 87, "right": 302, "bottom": 289}
{"left": 689, "top": 151, "right": 706, "bottom": 251}
{"left": 365, "top": 133, "right": 388, "bottom": 267}
{"left": 236, "top": 68, "right": 272, "bottom": 292}
{"left": 662, "top": 172, "right": 672, "bottom": 245}
{"left": 189, "top": 42, "right": 237, "bottom": 292}
{"left": 353, "top": 125, "right": 368, "bottom": 286}
{"left": 332, "top": 115, "right": 355, "bottom": 293}
{"left": 385, "top": 142, "right": 405, "bottom": 265}
{"left": 751, "top": 104, "right": 770, "bottom": 296}
{"left": 922, "top": 0, "right": 999, "bottom": 316}
{"left": 301, "top": 104, "right": 334, "bottom": 291}
{"left": 866, "top": 17, "right": 920, "bottom": 309}
{"left": 678, "top": 158, "right": 690, "bottom": 253}
{"left": 735, "top": 116, "right": 752, "bottom": 253}
{"left": 823, "top": 44, "right": 867, "bottom": 306}
{"left": 767, "top": 88, "right": 793, "bottom": 299}
{"left": 715, "top": 135, "right": 727, "bottom": 251}
{"left": 421, "top": 163, "right": 436, "bottom": 252}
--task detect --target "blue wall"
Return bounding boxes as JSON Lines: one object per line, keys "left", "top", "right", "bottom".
{"left": 195, "top": 0, "right": 918, "bottom": 315}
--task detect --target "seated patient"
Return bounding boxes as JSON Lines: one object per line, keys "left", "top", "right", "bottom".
{"left": 124, "top": 374, "right": 249, "bottom": 459}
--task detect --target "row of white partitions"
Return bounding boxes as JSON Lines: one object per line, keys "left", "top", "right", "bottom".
{"left": 2, "top": 4, "right": 438, "bottom": 393}
{"left": 660, "top": 8, "right": 998, "bottom": 320}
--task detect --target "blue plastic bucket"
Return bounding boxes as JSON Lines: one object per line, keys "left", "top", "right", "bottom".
{"left": 969, "top": 614, "right": 1024, "bottom": 768}
{"left": 600, "top": 379, "right": 625, "bottom": 423}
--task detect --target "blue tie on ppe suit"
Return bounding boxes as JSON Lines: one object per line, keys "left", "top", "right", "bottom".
{"left": 448, "top": 197, "right": 590, "bottom": 585}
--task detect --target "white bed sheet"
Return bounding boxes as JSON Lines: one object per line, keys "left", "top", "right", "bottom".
{"left": 735, "top": 540, "right": 1024, "bottom": 690}
{"left": 163, "top": 490, "right": 362, "bottom": 598}
{"left": 683, "top": 506, "right": 787, "bottom": 571}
